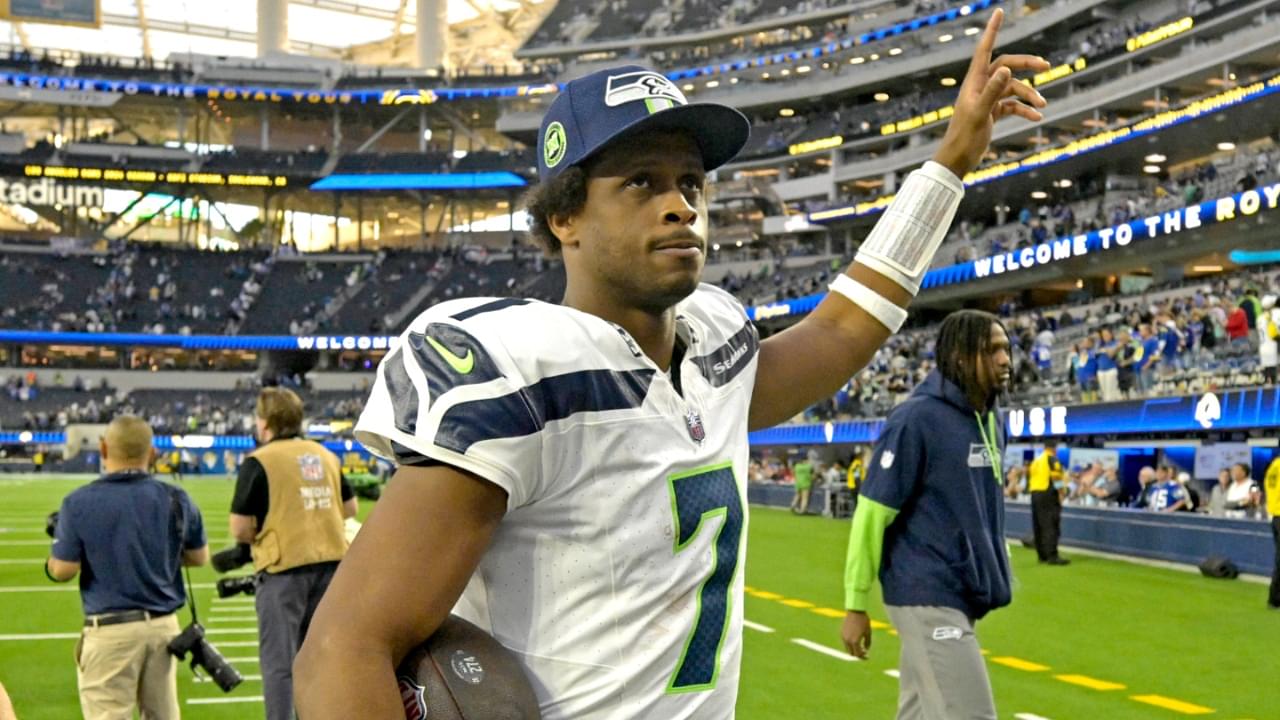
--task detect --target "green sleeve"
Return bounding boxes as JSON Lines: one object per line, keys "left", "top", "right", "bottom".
{"left": 843, "top": 497, "right": 899, "bottom": 611}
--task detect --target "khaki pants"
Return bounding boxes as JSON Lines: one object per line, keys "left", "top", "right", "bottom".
{"left": 76, "top": 613, "right": 181, "bottom": 720}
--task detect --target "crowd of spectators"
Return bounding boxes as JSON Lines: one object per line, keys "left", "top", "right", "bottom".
{"left": 1, "top": 371, "right": 369, "bottom": 435}
{"left": 1001, "top": 458, "right": 1267, "bottom": 518}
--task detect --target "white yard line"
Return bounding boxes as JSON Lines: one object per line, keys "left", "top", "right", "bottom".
{"left": 791, "top": 638, "right": 860, "bottom": 662}
{"left": 742, "top": 620, "right": 775, "bottom": 633}
{"left": 0, "top": 633, "right": 80, "bottom": 640}
{"left": 186, "top": 696, "right": 265, "bottom": 705}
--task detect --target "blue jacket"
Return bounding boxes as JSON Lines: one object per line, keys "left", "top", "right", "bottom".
{"left": 859, "top": 371, "right": 1013, "bottom": 620}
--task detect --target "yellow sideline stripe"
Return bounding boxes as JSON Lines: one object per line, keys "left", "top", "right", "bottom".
{"left": 1056, "top": 674, "right": 1125, "bottom": 691}
{"left": 991, "top": 656, "right": 1050, "bottom": 672}
{"left": 780, "top": 599, "right": 815, "bottom": 608}
{"left": 1130, "top": 695, "right": 1214, "bottom": 715}
{"left": 809, "top": 607, "right": 847, "bottom": 618}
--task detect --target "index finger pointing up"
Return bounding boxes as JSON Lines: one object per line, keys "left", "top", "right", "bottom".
{"left": 971, "top": 8, "right": 1005, "bottom": 78}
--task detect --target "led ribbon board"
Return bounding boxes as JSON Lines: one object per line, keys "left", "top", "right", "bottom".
{"left": 0, "top": 330, "right": 400, "bottom": 351}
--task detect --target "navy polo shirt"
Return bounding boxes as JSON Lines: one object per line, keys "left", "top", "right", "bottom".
{"left": 51, "top": 470, "right": 206, "bottom": 616}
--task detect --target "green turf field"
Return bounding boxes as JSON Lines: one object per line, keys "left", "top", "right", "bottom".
{"left": 1, "top": 475, "right": 1275, "bottom": 719}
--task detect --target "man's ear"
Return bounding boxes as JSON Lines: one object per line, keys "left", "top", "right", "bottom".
{"left": 548, "top": 211, "right": 579, "bottom": 249}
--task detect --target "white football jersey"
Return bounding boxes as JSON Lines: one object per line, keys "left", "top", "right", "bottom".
{"left": 356, "top": 284, "right": 759, "bottom": 720}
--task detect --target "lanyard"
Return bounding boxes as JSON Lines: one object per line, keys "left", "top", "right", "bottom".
{"left": 975, "top": 411, "right": 1003, "bottom": 486}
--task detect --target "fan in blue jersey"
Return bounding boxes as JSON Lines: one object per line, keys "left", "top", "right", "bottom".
{"left": 1148, "top": 477, "right": 1190, "bottom": 513}
{"left": 294, "top": 10, "right": 1050, "bottom": 718}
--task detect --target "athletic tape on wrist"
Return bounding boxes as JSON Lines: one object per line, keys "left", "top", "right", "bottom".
{"left": 854, "top": 161, "right": 964, "bottom": 295}
{"left": 828, "top": 274, "right": 908, "bottom": 333}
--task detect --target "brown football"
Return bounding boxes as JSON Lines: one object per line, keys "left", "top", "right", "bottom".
{"left": 396, "top": 614, "right": 542, "bottom": 720}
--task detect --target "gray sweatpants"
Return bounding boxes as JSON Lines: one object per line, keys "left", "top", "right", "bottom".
{"left": 255, "top": 562, "right": 339, "bottom": 720}
{"left": 885, "top": 605, "right": 996, "bottom": 720}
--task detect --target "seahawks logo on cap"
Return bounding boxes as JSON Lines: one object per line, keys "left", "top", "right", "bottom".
{"left": 543, "top": 121, "right": 567, "bottom": 168}
{"left": 604, "top": 71, "right": 687, "bottom": 109}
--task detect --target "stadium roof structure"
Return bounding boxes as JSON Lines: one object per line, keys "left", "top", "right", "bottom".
{"left": 0, "top": 0, "right": 552, "bottom": 71}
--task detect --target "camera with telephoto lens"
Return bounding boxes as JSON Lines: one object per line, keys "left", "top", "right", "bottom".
{"left": 216, "top": 576, "right": 257, "bottom": 599}
{"left": 211, "top": 543, "right": 252, "bottom": 573}
{"left": 167, "top": 622, "right": 244, "bottom": 692}
{"left": 211, "top": 543, "right": 256, "bottom": 598}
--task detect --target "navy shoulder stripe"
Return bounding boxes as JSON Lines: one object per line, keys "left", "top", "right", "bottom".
{"left": 382, "top": 349, "right": 420, "bottom": 436}
{"left": 691, "top": 322, "right": 759, "bottom": 387}
{"left": 451, "top": 298, "right": 531, "bottom": 322}
{"left": 435, "top": 368, "right": 655, "bottom": 454}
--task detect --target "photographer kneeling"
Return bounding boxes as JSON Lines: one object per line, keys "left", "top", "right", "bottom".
{"left": 46, "top": 415, "right": 209, "bottom": 720}
{"left": 229, "top": 388, "right": 356, "bottom": 720}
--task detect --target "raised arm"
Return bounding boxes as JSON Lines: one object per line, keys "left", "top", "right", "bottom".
{"left": 749, "top": 9, "right": 1049, "bottom": 430}
{"left": 293, "top": 463, "right": 507, "bottom": 719}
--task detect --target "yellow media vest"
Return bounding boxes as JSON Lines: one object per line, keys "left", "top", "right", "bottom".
{"left": 1028, "top": 451, "right": 1062, "bottom": 492}
{"left": 1265, "top": 457, "right": 1280, "bottom": 518}
{"left": 249, "top": 438, "right": 348, "bottom": 573}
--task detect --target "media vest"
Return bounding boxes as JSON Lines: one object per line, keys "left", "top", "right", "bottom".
{"left": 249, "top": 438, "right": 348, "bottom": 573}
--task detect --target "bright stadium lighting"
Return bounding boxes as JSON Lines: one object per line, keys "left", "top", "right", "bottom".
{"left": 18, "top": 431, "right": 32, "bottom": 443}
{"left": 453, "top": 150, "right": 468, "bottom": 159}
{"left": 1217, "top": 142, "right": 1236, "bottom": 151}
{"left": 1193, "top": 265, "right": 1224, "bottom": 272}
{"left": 874, "top": 92, "right": 890, "bottom": 102}
{"left": 869, "top": 53, "right": 880, "bottom": 61}
{"left": 850, "top": 57, "right": 865, "bottom": 64}
{"left": 730, "top": 77, "right": 739, "bottom": 84}
{"left": 941, "top": 77, "right": 957, "bottom": 87}
{"left": 706, "top": 80, "right": 720, "bottom": 88}
{"left": 939, "top": 34, "right": 953, "bottom": 43}
{"left": 1054, "top": 179, "right": 1073, "bottom": 188}
{"left": 965, "top": 26, "right": 981, "bottom": 35}
{"left": 1143, "top": 164, "right": 1162, "bottom": 174}
{"left": 1144, "top": 153, "right": 1166, "bottom": 163}
{"left": 1030, "top": 191, "right": 1048, "bottom": 199}
{"left": 797, "top": 65, "right": 811, "bottom": 73}
{"left": 736, "top": 240, "right": 744, "bottom": 247}
{"left": 780, "top": 69, "right": 791, "bottom": 77}
{"left": 422, "top": 128, "right": 433, "bottom": 142}
{"left": 713, "top": 243, "right": 721, "bottom": 251}
{"left": 888, "top": 48, "right": 903, "bottom": 56}
{"left": 960, "top": 4, "right": 972, "bottom": 15}
{"left": 761, "top": 72, "right": 771, "bottom": 79}
{"left": 682, "top": 83, "right": 694, "bottom": 91}
{"left": 779, "top": 108, "right": 795, "bottom": 117}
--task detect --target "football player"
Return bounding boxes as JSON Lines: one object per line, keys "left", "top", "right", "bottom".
{"left": 295, "top": 10, "right": 1048, "bottom": 718}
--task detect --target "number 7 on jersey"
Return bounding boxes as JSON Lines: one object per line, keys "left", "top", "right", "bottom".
{"left": 666, "top": 462, "right": 744, "bottom": 693}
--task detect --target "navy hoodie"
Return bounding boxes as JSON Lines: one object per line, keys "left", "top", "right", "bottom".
{"left": 860, "top": 370, "right": 1013, "bottom": 620}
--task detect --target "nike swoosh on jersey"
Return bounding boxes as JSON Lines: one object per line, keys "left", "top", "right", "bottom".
{"left": 425, "top": 335, "right": 475, "bottom": 374}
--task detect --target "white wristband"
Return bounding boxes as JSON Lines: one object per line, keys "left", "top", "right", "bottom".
{"left": 854, "top": 160, "right": 964, "bottom": 296}
{"left": 828, "top": 274, "right": 909, "bottom": 333}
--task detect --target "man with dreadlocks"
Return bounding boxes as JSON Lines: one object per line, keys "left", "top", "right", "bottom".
{"left": 842, "top": 309, "right": 1014, "bottom": 720}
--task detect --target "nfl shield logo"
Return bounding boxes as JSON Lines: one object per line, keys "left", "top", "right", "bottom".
{"left": 685, "top": 409, "right": 705, "bottom": 443}
{"left": 298, "top": 454, "right": 325, "bottom": 482}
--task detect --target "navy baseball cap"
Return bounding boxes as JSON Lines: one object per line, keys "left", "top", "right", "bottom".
{"left": 536, "top": 65, "right": 751, "bottom": 181}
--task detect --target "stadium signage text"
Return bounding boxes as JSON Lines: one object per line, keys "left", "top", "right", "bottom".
{"left": 22, "top": 164, "right": 287, "bottom": 188}
{"left": 880, "top": 106, "right": 954, "bottom": 137}
{"left": 1007, "top": 406, "right": 1068, "bottom": 438}
{"left": 789, "top": 135, "right": 844, "bottom": 156}
{"left": 0, "top": 71, "right": 557, "bottom": 106}
{"left": 971, "top": 182, "right": 1280, "bottom": 279}
{"left": 294, "top": 335, "right": 398, "bottom": 351}
{"left": 0, "top": 177, "right": 102, "bottom": 207}
{"left": 1126, "top": 17, "right": 1194, "bottom": 53}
